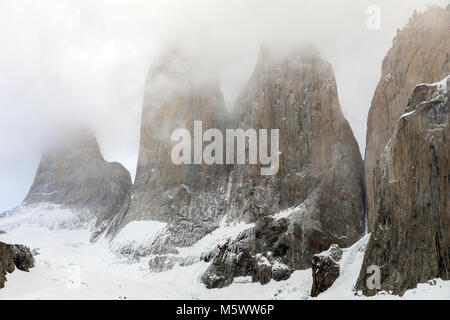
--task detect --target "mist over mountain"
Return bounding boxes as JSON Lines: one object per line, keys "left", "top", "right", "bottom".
{"left": 1, "top": 0, "right": 448, "bottom": 212}
{"left": 0, "top": 1, "right": 449, "bottom": 300}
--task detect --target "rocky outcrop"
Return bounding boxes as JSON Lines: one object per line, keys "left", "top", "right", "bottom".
{"left": 201, "top": 47, "right": 366, "bottom": 287}
{"left": 0, "top": 242, "right": 35, "bottom": 288}
{"left": 23, "top": 130, "right": 132, "bottom": 240}
{"left": 356, "top": 76, "right": 450, "bottom": 296}
{"left": 12, "top": 244, "right": 35, "bottom": 272}
{"left": 107, "top": 49, "right": 233, "bottom": 255}
{"left": 310, "top": 244, "right": 342, "bottom": 297}
{"left": 365, "top": 6, "right": 450, "bottom": 231}
{"left": 201, "top": 216, "right": 293, "bottom": 288}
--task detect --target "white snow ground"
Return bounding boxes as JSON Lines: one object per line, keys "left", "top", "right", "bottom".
{"left": 0, "top": 205, "right": 449, "bottom": 300}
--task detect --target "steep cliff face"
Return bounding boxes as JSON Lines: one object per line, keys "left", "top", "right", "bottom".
{"left": 23, "top": 131, "right": 132, "bottom": 239}
{"left": 365, "top": 6, "right": 450, "bottom": 230}
{"left": 356, "top": 76, "right": 450, "bottom": 296}
{"left": 201, "top": 47, "right": 366, "bottom": 288}
{"left": 108, "top": 50, "right": 233, "bottom": 254}
{"left": 227, "top": 47, "right": 365, "bottom": 228}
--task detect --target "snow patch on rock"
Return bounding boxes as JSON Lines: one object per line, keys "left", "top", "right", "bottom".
{"left": 109, "top": 221, "right": 167, "bottom": 258}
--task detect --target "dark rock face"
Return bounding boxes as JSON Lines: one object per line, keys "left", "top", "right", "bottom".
{"left": 109, "top": 46, "right": 364, "bottom": 282}
{"left": 0, "top": 242, "right": 35, "bottom": 288}
{"left": 201, "top": 216, "right": 293, "bottom": 288}
{"left": 148, "top": 255, "right": 198, "bottom": 273}
{"left": 356, "top": 76, "right": 450, "bottom": 296}
{"left": 364, "top": 7, "right": 450, "bottom": 231}
{"left": 108, "top": 49, "right": 233, "bottom": 253}
{"left": 201, "top": 47, "right": 366, "bottom": 287}
{"left": 23, "top": 131, "right": 132, "bottom": 240}
{"left": 226, "top": 47, "right": 365, "bottom": 226}
{"left": 310, "top": 244, "right": 342, "bottom": 297}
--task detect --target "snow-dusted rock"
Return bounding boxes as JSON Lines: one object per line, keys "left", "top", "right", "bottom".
{"left": 0, "top": 242, "right": 34, "bottom": 288}
{"left": 22, "top": 130, "right": 132, "bottom": 240}
{"left": 310, "top": 244, "right": 342, "bottom": 297}
{"left": 356, "top": 75, "right": 450, "bottom": 296}
{"left": 110, "top": 45, "right": 365, "bottom": 277}
{"left": 107, "top": 49, "right": 232, "bottom": 258}
{"left": 201, "top": 46, "right": 365, "bottom": 288}
{"left": 364, "top": 6, "right": 450, "bottom": 231}
{"left": 148, "top": 255, "right": 198, "bottom": 273}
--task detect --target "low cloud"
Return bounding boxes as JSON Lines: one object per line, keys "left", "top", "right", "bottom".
{"left": 0, "top": 0, "right": 448, "bottom": 211}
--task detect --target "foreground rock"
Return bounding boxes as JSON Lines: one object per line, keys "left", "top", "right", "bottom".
{"left": 310, "top": 244, "right": 342, "bottom": 297}
{"left": 23, "top": 130, "right": 132, "bottom": 240}
{"left": 364, "top": 6, "right": 450, "bottom": 231}
{"left": 202, "top": 47, "right": 366, "bottom": 287}
{"left": 356, "top": 76, "right": 450, "bottom": 296}
{"left": 148, "top": 255, "right": 198, "bottom": 273}
{"left": 0, "top": 242, "right": 35, "bottom": 288}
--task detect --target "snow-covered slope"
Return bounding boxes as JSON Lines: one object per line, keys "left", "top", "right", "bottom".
{"left": 0, "top": 204, "right": 94, "bottom": 231}
{"left": 0, "top": 206, "right": 448, "bottom": 300}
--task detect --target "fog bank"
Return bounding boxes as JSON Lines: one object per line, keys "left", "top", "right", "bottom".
{"left": 0, "top": 0, "right": 448, "bottom": 212}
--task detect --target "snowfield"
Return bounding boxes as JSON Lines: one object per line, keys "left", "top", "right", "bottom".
{"left": 0, "top": 205, "right": 449, "bottom": 300}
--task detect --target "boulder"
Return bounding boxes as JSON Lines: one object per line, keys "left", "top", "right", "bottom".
{"left": 201, "top": 46, "right": 365, "bottom": 288}
{"left": 310, "top": 244, "right": 342, "bottom": 297}
{"left": 12, "top": 245, "right": 35, "bottom": 272}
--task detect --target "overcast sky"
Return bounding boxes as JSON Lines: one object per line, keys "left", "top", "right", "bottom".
{"left": 0, "top": 0, "right": 448, "bottom": 212}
